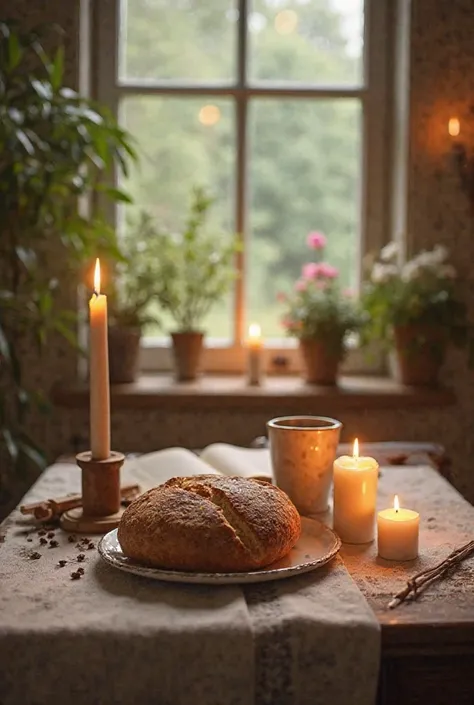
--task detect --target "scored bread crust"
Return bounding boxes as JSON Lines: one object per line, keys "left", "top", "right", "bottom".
{"left": 118, "top": 475, "right": 302, "bottom": 572}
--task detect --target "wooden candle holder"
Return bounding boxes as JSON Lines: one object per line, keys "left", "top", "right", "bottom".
{"left": 60, "top": 451, "right": 126, "bottom": 534}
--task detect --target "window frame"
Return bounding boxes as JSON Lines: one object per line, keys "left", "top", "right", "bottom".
{"left": 94, "top": 0, "right": 391, "bottom": 375}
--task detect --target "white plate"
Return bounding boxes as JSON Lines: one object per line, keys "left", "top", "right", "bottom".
{"left": 98, "top": 517, "right": 341, "bottom": 585}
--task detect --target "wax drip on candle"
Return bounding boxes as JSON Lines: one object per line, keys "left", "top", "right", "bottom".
{"left": 93, "top": 258, "right": 101, "bottom": 297}
{"left": 394, "top": 494, "right": 400, "bottom": 514}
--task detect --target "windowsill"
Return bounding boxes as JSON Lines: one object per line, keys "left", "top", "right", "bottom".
{"left": 52, "top": 375, "right": 456, "bottom": 412}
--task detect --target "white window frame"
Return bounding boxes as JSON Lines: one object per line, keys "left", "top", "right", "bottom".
{"left": 94, "top": 0, "right": 391, "bottom": 375}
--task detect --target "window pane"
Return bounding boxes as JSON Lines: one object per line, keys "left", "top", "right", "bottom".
{"left": 247, "top": 98, "right": 361, "bottom": 338}
{"left": 119, "top": 0, "right": 238, "bottom": 82}
{"left": 120, "top": 96, "right": 235, "bottom": 341}
{"left": 249, "top": 0, "right": 364, "bottom": 85}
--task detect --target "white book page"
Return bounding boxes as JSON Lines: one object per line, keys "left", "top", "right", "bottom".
{"left": 124, "top": 447, "right": 219, "bottom": 491}
{"left": 200, "top": 444, "right": 273, "bottom": 481}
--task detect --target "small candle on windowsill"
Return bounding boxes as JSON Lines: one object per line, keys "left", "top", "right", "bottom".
{"left": 377, "top": 495, "right": 419, "bottom": 561}
{"left": 89, "top": 259, "right": 111, "bottom": 460}
{"left": 333, "top": 439, "right": 379, "bottom": 544}
{"left": 246, "top": 323, "right": 264, "bottom": 386}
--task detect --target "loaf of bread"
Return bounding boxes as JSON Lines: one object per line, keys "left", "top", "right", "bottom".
{"left": 118, "top": 475, "right": 301, "bottom": 572}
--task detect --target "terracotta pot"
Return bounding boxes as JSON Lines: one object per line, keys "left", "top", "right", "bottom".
{"left": 393, "top": 324, "right": 447, "bottom": 386}
{"left": 171, "top": 331, "right": 204, "bottom": 381}
{"left": 299, "top": 338, "right": 343, "bottom": 386}
{"left": 108, "top": 326, "right": 141, "bottom": 384}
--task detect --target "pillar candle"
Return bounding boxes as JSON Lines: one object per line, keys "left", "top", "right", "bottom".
{"left": 333, "top": 439, "right": 379, "bottom": 544}
{"left": 377, "top": 495, "right": 419, "bottom": 561}
{"left": 89, "top": 259, "right": 111, "bottom": 460}
{"left": 247, "top": 323, "right": 263, "bottom": 386}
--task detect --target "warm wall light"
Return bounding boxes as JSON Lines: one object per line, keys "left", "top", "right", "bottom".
{"left": 448, "top": 112, "right": 474, "bottom": 210}
{"left": 448, "top": 117, "right": 460, "bottom": 138}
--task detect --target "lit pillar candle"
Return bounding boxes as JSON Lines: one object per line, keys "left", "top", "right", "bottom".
{"left": 333, "top": 439, "right": 379, "bottom": 544}
{"left": 247, "top": 323, "right": 264, "bottom": 386}
{"left": 89, "top": 259, "right": 111, "bottom": 460}
{"left": 377, "top": 495, "right": 419, "bottom": 561}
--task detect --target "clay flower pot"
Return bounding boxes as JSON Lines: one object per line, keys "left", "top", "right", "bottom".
{"left": 393, "top": 323, "right": 447, "bottom": 386}
{"left": 171, "top": 331, "right": 204, "bottom": 381}
{"left": 108, "top": 326, "right": 141, "bottom": 384}
{"left": 299, "top": 338, "right": 343, "bottom": 386}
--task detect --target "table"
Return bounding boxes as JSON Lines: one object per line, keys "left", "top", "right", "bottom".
{"left": 342, "top": 465, "right": 474, "bottom": 705}
{"left": 1, "top": 460, "right": 474, "bottom": 705}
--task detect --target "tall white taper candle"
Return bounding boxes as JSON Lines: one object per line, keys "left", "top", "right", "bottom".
{"left": 89, "top": 258, "right": 111, "bottom": 460}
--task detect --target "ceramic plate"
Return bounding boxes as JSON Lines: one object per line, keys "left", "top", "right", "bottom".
{"left": 98, "top": 517, "right": 341, "bottom": 585}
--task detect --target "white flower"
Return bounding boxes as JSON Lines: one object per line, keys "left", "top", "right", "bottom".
{"left": 401, "top": 260, "right": 422, "bottom": 282}
{"left": 431, "top": 245, "right": 449, "bottom": 264}
{"left": 411, "top": 246, "right": 449, "bottom": 270}
{"left": 380, "top": 241, "right": 399, "bottom": 262}
{"left": 371, "top": 263, "right": 398, "bottom": 284}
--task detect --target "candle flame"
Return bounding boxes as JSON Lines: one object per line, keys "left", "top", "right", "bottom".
{"left": 353, "top": 438, "right": 359, "bottom": 459}
{"left": 94, "top": 258, "right": 101, "bottom": 295}
{"left": 448, "top": 117, "right": 460, "bottom": 137}
{"left": 248, "top": 323, "right": 261, "bottom": 339}
{"left": 394, "top": 494, "right": 400, "bottom": 512}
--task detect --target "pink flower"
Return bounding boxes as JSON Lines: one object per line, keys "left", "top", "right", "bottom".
{"left": 302, "top": 261, "right": 339, "bottom": 280}
{"left": 318, "top": 262, "right": 339, "bottom": 279}
{"left": 281, "top": 317, "right": 293, "bottom": 329}
{"left": 295, "top": 279, "right": 307, "bottom": 292}
{"left": 343, "top": 287, "right": 355, "bottom": 298}
{"left": 276, "top": 291, "right": 287, "bottom": 303}
{"left": 306, "top": 231, "right": 327, "bottom": 250}
{"left": 302, "top": 262, "right": 320, "bottom": 279}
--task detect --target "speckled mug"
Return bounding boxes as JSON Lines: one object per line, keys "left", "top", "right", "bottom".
{"left": 267, "top": 416, "right": 342, "bottom": 515}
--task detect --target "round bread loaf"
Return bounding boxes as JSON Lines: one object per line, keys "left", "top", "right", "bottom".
{"left": 118, "top": 475, "right": 301, "bottom": 572}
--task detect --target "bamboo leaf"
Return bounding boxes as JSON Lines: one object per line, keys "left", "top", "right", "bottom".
{"left": 2, "top": 429, "right": 19, "bottom": 463}
{"left": 7, "top": 30, "right": 21, "bottom": 69}
{"left": 0, "top": 322, "right": 11, "bottom": 363}
{"left": 50, "top": 45, "right": 64, "bottom": 91}
{"left": 18, "top": 438, "right": 47, "bottom": 470}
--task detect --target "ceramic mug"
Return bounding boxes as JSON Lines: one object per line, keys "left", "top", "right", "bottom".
{"left": 267, "top": 416, "right": 342, "bottom": 515}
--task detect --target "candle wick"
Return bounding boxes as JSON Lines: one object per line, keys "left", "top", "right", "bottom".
{"left": 93, "top": 289, "right": 99, "bottom": 298}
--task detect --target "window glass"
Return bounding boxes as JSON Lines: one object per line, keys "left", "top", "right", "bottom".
{"left": 119, "top": 0, "right": 238, "bottom": 82}
{"left": 247, "top": 98, "right": 361, "bottom": 337}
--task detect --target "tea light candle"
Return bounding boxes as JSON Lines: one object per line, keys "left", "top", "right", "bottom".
{"left": 377, "top": 495, "right": 419, "bottom": 561}
{"left": 247, "top": 323, "right": 263, "bottom": 386}
{"left": 333, "top": 439, "right": 379, "bottom": 544}
{"left": 89, "top": 259, "right": 111, "bottom": 460}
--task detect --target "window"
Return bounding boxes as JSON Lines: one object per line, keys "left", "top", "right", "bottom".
{"left": 95, "top": 0, "right": 390, "bottom": 373}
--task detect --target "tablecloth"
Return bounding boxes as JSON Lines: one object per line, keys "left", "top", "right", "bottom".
{"left": 0, "top": 457, "right": 380, "bottom": 705}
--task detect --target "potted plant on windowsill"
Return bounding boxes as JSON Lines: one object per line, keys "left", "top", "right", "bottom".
{"left": 152, "top": 187, "right": 239, "bottom": 381}
{"left": 361, "top": 242, "right": 470, "bottom": 386}
{"left": 280, "top": 232, "right": 363, "bottom": 385}
{"left": 108, "top": 214, "right": 157, "bottom": 383}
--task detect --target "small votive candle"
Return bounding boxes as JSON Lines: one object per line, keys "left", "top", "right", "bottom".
{"left": 377, "top": 495, "right": 419, "bottom": 561}
{"left": 247, "top": 323, "right": 264, "bottom": 386}
{"left": 333, "top": 439, "right": 379, "bottom": 544}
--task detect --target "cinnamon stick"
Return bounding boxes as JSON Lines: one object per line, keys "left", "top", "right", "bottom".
{"left": 20, "top": 483, "right": 140, "bottom": 521}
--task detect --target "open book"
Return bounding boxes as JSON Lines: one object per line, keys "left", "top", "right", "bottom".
{"left": 125, "top": 444, "right": 273, "bottom": 491}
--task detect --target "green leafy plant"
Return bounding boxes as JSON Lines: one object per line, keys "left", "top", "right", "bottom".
{"left": 361, "top": 242, "right": 469, "bottom": 350}
{"left": 108, "top": 212, "right": 158, "bottom": 330}
{"left": 151, "top": 186, "right": 240, "bottom": 333}
{"left": 279, "top": 232, "right": 364, "bottom": 358}
{"left": 0, "top": 20, "right": 135, "bottom": 500}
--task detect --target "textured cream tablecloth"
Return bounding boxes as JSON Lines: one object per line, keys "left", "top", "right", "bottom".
{"left": 0, "top": 458, "right": 380, "bottom": 705}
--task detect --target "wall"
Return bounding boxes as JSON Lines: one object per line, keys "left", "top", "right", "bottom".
{"left": 3, "top": 0, "right": 474, "bottom": 503}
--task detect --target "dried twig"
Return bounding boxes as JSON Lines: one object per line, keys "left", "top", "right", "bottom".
{"left": 388, "top": 540, "right": 474, "bottom": 609}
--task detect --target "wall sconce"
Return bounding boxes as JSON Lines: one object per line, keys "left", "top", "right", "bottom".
{"left": 448, "top": 116, "right": 474, "bottom": 206}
